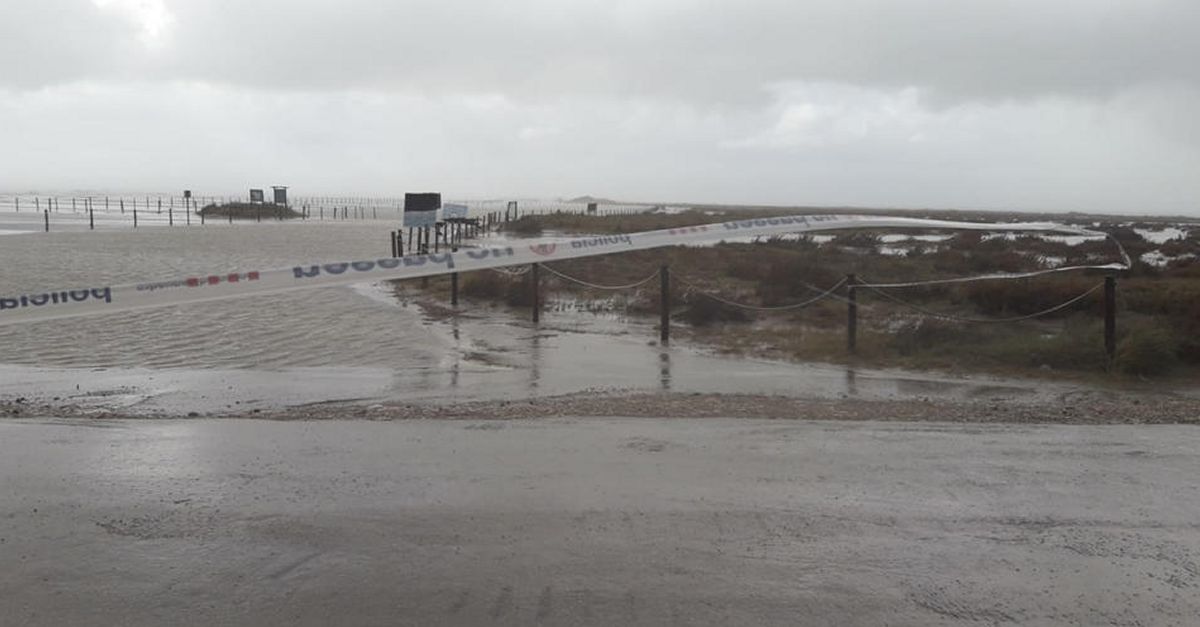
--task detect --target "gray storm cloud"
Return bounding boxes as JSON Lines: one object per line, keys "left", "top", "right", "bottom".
{"left": 1, "top": 0, "right": 1198, "bottom": 214}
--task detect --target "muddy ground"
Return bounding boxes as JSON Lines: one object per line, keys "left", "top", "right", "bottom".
{"left": 4, "top": 388, "right": 1199, "bottom": 424}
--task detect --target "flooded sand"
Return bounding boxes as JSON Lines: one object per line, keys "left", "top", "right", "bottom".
{"left": 0, "top": 220, "right": 1095, "bottom": 416}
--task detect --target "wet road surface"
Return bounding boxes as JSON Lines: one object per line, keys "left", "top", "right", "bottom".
{"left": 3, "top": 418, "right": 1198, "bottom": 626}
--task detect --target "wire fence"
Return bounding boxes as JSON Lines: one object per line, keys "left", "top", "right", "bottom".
{"left": 858, "top": 280, "right": 1106, "bottom": 324}
{"left": 541, "top": 265, "right": 661, "bottom": 291}
{"left": 527, "top": 260, "right": 1113, "bottom": 331}
{"left": 674, "top": 275, "right": 851, "bottom": 311}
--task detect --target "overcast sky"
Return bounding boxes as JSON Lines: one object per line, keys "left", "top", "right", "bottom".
{"left": 2, "top": 0, "right": 1198, "bottom": 214}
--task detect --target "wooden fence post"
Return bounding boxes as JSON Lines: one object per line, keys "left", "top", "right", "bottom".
{"left": 531, "top": 263, "right": 541, "bottom": 324}
{"left": 1105, "top": 276, "right": 1117, "bottom": 360}
{"left": 660, "top": 265, "right": 670, "bottom": 345}
{"left": 846, "top": 274, "right": 858, "bottom": 353}
{"left": 43, "top": 209, "right": 49, "bottom": 232}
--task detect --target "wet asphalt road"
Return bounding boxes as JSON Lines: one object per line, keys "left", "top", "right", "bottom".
{"left": 2, "top": 418, "right": 1198, "bottom": 626}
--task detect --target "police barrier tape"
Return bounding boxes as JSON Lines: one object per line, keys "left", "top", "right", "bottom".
{"left": 0, "top": 214, "right": 1128, "bottom": 326}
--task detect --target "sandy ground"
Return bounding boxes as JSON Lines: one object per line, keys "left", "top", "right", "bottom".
{"left": 267, "top": 389, "right": 1200, "bottom": 424}
{"left": 4, "top": 387, "right": 1200, "bottom": 424}
{"left": 2, "top": 417, "right": 1198, "bottom": 626}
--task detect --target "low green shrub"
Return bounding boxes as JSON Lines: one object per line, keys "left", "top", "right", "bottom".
{"left": 679, "top": 294, "right": 750, "bottom": 326}
{"left": 503, "top": 216, "right": 544, "bottom": 237}
{"left": 505, "top": 277, "right": 535, "bottom": 307}
{"left": 1114, "top": 323, "right": 1178, "bottom": 375}
{"left": 961, "top": 278, "right": 1102, "bottom": 317}
{"left": 888, "top": 319, "right": 979, "bottom": 357}
{"left": 460, "top": 272, "right": 510, "bottom": 300}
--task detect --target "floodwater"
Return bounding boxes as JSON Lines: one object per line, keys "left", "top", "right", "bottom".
{"left": 0, "top": 218, "right": 1086, "bottom": 414}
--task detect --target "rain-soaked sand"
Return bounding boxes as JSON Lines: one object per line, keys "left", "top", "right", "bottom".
{"left": 0, "top": 220, "right": 1078, "bottom": 416}
{"left": 4, "top": 217, "right": 1198, "bottom": 421}
{"left": 2, "top": 417, "right": 1198, "bottom": 626}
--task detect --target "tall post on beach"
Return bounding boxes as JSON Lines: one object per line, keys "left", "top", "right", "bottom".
{"left": 89, "top": 206, "right": 94, "bottom": 230}
{"left": 846, "top": 274, "right": 858, "bottom": 354}
{"left": 133, "top": 207, "right": 138, "bottom": 228}
{"left": 43, "top": 209, "right": 49, "bottom": 232}
{"left": 531, "top": 263, "right": 541, "bottom": 324}
{"left": 660, "top": 265, "right": 670, "bottom": 345}
{"left": 1104, "top": 276, "right": 1117, "bottom": 360}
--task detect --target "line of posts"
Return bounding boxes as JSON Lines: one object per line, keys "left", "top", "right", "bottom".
{"left": 33, "top": 197, "right": 264, "bottom": 231}
{"left": 423, "top": 264, "right": 1119, "bottom": 358}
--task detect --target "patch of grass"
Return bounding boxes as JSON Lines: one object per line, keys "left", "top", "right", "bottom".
{"left": 501, "top": 216, "right": 543, "bottom": 237}
{"left": 1114, "top": 320, "right": 1179, "bottom": 376}
{"left": 198, "top": 202, "right": 302, "bottom": 220}
{"left": 460, "top": 272, "right": 510, "bottom": 300}
{"left": 960, "top": 277, "right": 1103, "bottom": 317}
{"left": 678, "top": 294, "right": 750, "bottom": 326}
